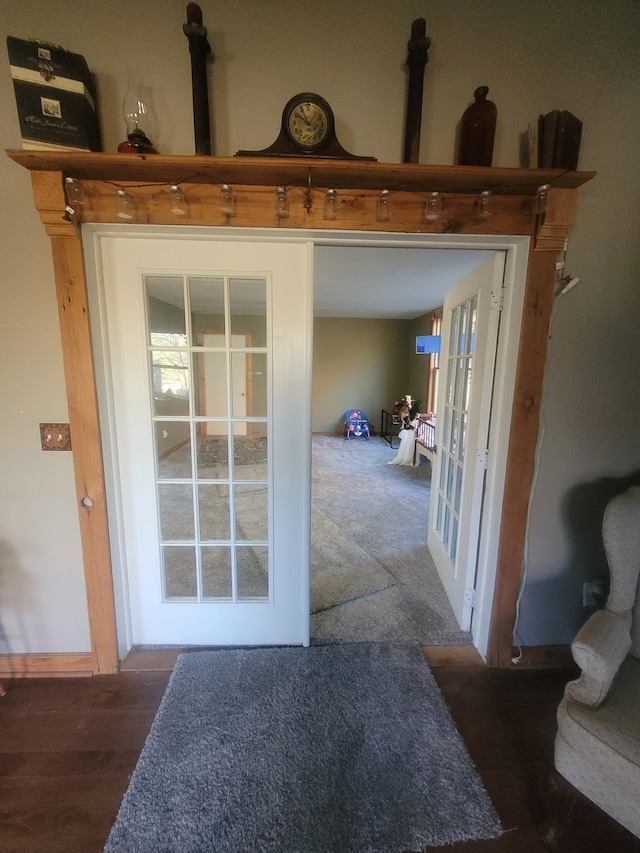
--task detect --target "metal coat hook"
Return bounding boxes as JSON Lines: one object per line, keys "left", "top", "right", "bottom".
{"left": 304, "top": 169, "right": 313, "bottom": 213}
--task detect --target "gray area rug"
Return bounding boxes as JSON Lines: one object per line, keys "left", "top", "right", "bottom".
{"left": 105, "top": 644, "right": 501, "bottom": 852}
{"left": 311, "top": 436, "right": 471, "bottom": 645}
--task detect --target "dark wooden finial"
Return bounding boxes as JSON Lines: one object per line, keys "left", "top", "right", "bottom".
{"left": 183, "top": 3, "right": 213, "bottom": 155}
{"left": 403, "top": 18, "right": 431, "bottom": 164}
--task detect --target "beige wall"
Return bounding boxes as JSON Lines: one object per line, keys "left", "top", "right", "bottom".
{"left": 1, "top": 0, "right": 639, "bottom": 651}
{"left": 312, "top": 318, "right": 408, "bottom": 434}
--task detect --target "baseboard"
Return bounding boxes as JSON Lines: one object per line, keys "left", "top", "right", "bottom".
{"left": 120, "top": 647, "right": 184, "bottom": 671}
{"left": 508, "top": 645, "right": 574, "bottom": 669}
{"left": 422, "top": 644, "right": 575, "bottom": 669}
{"left": 422, "top": 645, "right": 485, "bottom": 666}
{"left": 0, "top": 652, "right": 95, "bottom": 678}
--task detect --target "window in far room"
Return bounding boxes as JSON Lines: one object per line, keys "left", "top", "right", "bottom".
{"left": 416, "top": 308, "right": 442, "bottom": 414}
{"left": 428, "top": 309, "right": 442, "bottom": 414}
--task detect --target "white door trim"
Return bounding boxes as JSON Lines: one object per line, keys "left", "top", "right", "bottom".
{"left": 84, "top": 223, "right": 527, "bottom": 661}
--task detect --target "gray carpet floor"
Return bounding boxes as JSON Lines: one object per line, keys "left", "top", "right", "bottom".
{"left": 311, "top": 435, "right": 471, "bottom": 646}
{"left": 105, "top": 644, "right": 501, "bottom": 852}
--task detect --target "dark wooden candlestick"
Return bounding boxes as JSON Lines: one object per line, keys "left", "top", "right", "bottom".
{"left": 183, "top": 2, "right": 213, "bottom": 155}
{"left": 403, "top": 18, "right": 430, "bottom": 164}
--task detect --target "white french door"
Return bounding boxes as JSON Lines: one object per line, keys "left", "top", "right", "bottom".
{"left": 428, "top": 253, "right": 505, "bottom": 631}
{"left": 93, "top": 234, "right": 312, "bottom": 648}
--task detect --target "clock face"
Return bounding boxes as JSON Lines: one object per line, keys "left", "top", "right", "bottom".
{"left": 286, "top": 99, "right": 330, "bottom": 151}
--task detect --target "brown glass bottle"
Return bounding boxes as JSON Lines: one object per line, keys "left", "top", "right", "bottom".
{"left": 456, "top": 86, "right": 497, "bottom": 167}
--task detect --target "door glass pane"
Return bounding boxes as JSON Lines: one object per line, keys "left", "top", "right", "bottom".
{"left": 201, "top": 546, "right": 232, "bottom": 599}
{"left": 233, "top": 421, "right": 268, "bottom": 481}
{"left": 461, "top": 357, "right": 472, "bottom": 410}
{"left": 454, "top": 462, "right": 463, "bottom": 513}
{"left": 454, "top": 357, "right": 465, "bottom": 408}
{"left": 158, "top": 483, "right": 194, "bottom": 540}
{"left": 458, "top": 302, "right": 468, "bottom": 355}
{"left": 230, "top": 278, "right": 267, "bottom": 347}
{"left": 230, "top": 351, "right": 249, "bottom": 418}
{"left": 468, "top": 296, "right": 477, "bottom": 354}
{"left": 196, "top": 425, "right": 229, "bottom": 479}
{"left": 194, "top": 351, "right": 227, "bottom": 417}
{"left": 439, "top": 443, "right": 447, "bottom": 491}
{"left": 450, "top": 516, "right": 459, "bottom": 560}
{"left": 443, "top": 504, "right": 451, "bottom": 546}
{"left": 231, "top": 352, "right": 267, "bottom": 418}
{"left": 445, "top": 359, "right": 455, "bottom": 406}
{"left": 163, "top": 546, "right": 196, "bottom": 598}
{"left": 146, "top": 276, "right": 186, "bottom": 344}
{"left": 451, "top": 410, "right": 459, "bottom": 457}
{"left": 459, "top": 414, "right": 467, "bottom": 461}
{"left": 234, "top": 483, "right": 268, "bottom": 541}
{"left": 151, "top": 350, "right": 190, "bottom": 416}
{"left": 198, "top": 484, "right": 230, "bottom": 540}
{"left": 442, "top": 407, "right": 451, "bottom": 453}
{"left": 249, "top": 352, "right": 267, "bottom": 417}
{"left": 449, "top": 306, "right": 459, "bottom": 357}
{"left": 446, "top": 455, "right": 455, "bottom": 503}
{"left": 189, "top": 277, "right": 225, "bottom": 344}
{"left": 237, "top": 545, "right": 269, "bottom": 599}
{"left": 155, "top": 421, "right": 191, "bottom": 479}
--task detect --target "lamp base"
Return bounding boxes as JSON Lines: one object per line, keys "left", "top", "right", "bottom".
{"left": 117, "top": 129, "right": 158, "bottom": 154}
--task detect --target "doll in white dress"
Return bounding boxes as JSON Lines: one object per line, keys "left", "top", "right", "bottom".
{"left": 388, "top": 394, "right": 420, "bottom": 467}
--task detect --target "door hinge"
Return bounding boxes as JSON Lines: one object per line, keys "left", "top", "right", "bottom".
{"left": 464, "top": 588, "right": 477, "bottom": 609}
{"left": 477, "top": 447, "right": 489, "bottom": 469}
{"left": 491, "top": 286, "right": 505, "bottom": 311}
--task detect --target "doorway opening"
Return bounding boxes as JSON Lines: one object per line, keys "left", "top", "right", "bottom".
{"left": 309, "top": 237, "right": 526, "bottom": 657}
{"left": 86, "top": 225, "right": 528, "bottom": 661}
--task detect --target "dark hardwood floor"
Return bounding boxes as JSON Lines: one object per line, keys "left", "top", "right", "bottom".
{"left": 424, "top": 665, "right": 640, "bottom": 853}
{"left": 0, "top": 658, "right": 638, "bottom": 853}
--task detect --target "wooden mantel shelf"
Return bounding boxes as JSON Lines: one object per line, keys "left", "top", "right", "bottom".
{"left": 7, "top": 149, "right": 595, "bottom": 195}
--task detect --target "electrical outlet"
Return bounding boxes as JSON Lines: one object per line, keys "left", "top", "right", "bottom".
{"left": 40, "top": 423, "right": 72, "bottom": 451}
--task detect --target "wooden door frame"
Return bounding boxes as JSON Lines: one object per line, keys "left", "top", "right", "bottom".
{"left": 7, "top": 151, "right": 593, "bottom": 672}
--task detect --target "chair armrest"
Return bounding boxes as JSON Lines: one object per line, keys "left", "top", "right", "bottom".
{"left": 565, "top": 609, "right": 632, "bottom": 707}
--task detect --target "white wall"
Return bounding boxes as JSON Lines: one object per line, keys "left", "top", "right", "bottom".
{"left": 1, "top": 0, "right": 638, "bottom": 652}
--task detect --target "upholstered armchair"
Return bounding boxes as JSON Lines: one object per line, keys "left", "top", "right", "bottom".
{"left": 555, "top": 484, "right": 640, "bottom": 838}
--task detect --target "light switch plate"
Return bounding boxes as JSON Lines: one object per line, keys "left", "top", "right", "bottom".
{"left": 40, "top": 422, "right": 72, "bottom": 451}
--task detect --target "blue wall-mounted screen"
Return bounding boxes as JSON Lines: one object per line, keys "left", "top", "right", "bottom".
{"left": 416, "top": 335, "right": 441, "bottom": 354}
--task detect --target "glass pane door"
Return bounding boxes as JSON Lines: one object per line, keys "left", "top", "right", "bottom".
{"left": 147, "top": 274, "right": 270, "bottom": 605}
{"left": 427, "top": 253, "right": 503, "bottom": 632}
{"left": 434, "top": 295, "right": 477, "bottom": 561}
{"left": 94, "top": 234, "right": 311, "bottom": 648}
